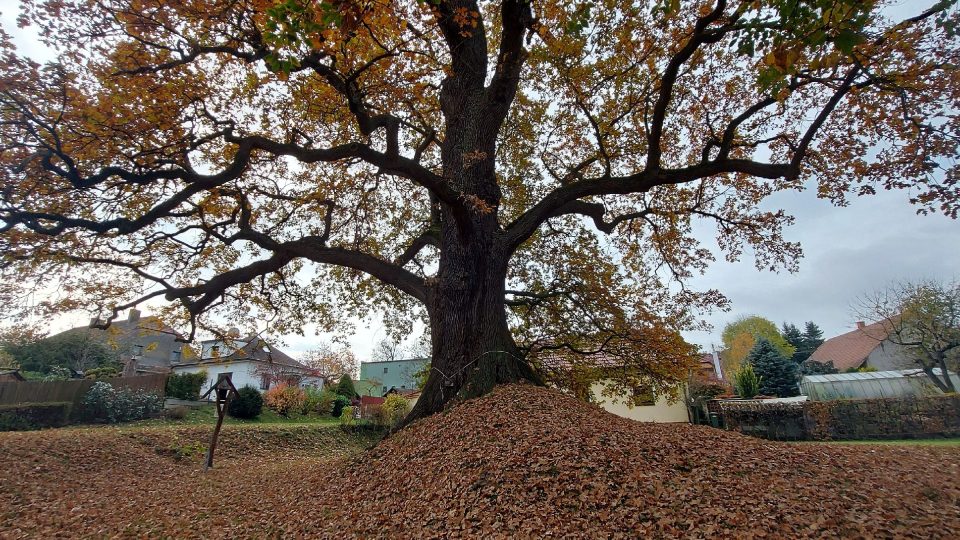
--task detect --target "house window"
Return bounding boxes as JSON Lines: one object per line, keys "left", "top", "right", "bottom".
{"left": 170, "top": 350, "right": 181, "bottom": 363}
{"left": 210, "top": 345, "right": 220, "bottom": 358}
{"left": 260, "top": 373, "right": 271, "bottom": 391}
{"left": 132, "top": 344, "right": 144, "bottom": 356}
{"left": 383, "top": 366, "right": 388, "bottom": 374}
{"left": 633, "top": 385, "right": 656, "bottom": 406}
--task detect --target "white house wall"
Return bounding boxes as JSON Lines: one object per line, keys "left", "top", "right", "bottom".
{"left": 590, "top": 381, "right": 689, "bottom": 423}
{"left": 174, "top": 361, "right": 265, "bottom": 397}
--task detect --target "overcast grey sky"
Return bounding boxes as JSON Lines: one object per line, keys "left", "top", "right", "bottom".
{"left": 682, "top": 184, "right": 959, "bottom": 352}
{"left": 3, "top": 2, "right": 957, "bottom": 361}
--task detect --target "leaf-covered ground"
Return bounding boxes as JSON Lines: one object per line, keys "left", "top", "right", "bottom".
{"left": 2, "top": 384, "right": 958, "bottom": 538}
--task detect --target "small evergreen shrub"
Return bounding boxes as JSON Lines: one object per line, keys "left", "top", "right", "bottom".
{"left": 228, "top": 385, "right": 264, "bottom": 419}
{"left": 331, "top": 394, "right": 351, "bottom": 417}
{"left": 165, "top": 371, "right": 208, "bottom": 400}
{"left": 340, "top": 405, "right": 356, "bottom": 427}
{"left": 264, "top": 383, "right": 306, "bottom": 416}
{"left": 733, "top": 362, "right": 762, "bottom": 399}
{"left": 302, "top": 387, "right": 337, "bottom": 416}
{"left": 81, "top": 381, "right": 163, "bottom": 423}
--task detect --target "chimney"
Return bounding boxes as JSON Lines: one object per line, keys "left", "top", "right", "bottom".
{"left": 856, "top": 321, "right": 865, "bottom": 330}
{"left": 128, "top": 308, "right": 141, "bottom": 322}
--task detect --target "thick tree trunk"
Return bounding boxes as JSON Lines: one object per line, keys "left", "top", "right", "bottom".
{"left": 402, "top": 89, "right": 543, "bottom": 424}
{"left": 405, "top": 228, "right": 542, "bottom": 424}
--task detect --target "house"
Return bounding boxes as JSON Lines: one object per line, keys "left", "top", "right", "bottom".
{"left": 51, "top": 309, "right": 192, "bottom": 375}
{"left": 172, "top": 334, "right": 321, "bottom": 396}
{"left": 358, "top": 358, "right": 428, "bottom": 396}
{"left": 538, "top": 351, "right": 691, "bottom": 423}
{"left": 808, "top": 321, "right": 914, "bottom": 372}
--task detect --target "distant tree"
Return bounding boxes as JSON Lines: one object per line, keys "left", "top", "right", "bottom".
{"left": 300, "top": 342, "right": 358, "bottom": 387}
{"left": 3, "top": 328, "right": 119, "bottom": 374}
{"left": 370, "top": 339, "right": 403, "bottom": 363}
{"left": 857, "top": 280, "right": 960, "bottom": 393}
{"left": 782, "top": 323, "right": 804, "bottom": 359}
{"left": 747, "top": 338, "right": 800, "bottom": 397}
{"left": 721, "top": 316, "right": 796, "bottom": 375}
{"left": 336, "top": 374, "right": 358, "bottom": 399}
{"left": 798, "top": 322, "right": 825, "bottom": 363}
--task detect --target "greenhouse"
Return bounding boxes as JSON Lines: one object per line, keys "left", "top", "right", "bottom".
{"left": 800, "top": 369, "right": 959, "bottom": 401}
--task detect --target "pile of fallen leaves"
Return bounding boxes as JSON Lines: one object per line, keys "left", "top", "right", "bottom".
{"left": 2, "top": 384, "right": 959, "bottom": 538}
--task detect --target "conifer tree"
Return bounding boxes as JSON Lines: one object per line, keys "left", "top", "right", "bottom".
{"left": 795, "top": 321, "right": 825, "bottom": 363}
{"left": 781, "top": 323, "right": 804, "bottom": 361}
{"left": 747, "top": 338, "right": 800, "bottom": 397}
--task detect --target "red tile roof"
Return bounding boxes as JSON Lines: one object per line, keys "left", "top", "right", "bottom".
{"left": 809, "top": 321, "right": 890, "bottom": 371}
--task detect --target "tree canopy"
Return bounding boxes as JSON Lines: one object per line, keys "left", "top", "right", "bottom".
{"left": 782, "top": 320, "right": 824, "bottom": 363}
{"left": 721, "top": 315, "right": 795, "bottom": 374}
{"left": 1, "top": 0, "right": 958, "bottom": 421}
{"left": 857, "top": 279, "right": 960, "bottom": 392}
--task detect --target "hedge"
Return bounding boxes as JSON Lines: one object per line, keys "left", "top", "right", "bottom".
{"left": 0, "top": 402, "right": 73, "bottom": 430}
{"left": 718, "top": 394, "right": 960, "bottom": 441}
{"left": 165, "top": 372, "right": 207, "bottom": 401}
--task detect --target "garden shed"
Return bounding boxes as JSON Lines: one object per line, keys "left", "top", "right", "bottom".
{"left": 800, "top": 369, "right": 959, "bottom": 401}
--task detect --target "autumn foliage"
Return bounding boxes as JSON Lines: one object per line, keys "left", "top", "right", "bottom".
{"left": 0, "top": 1, "right": 958, "bottom": 420}
{"left": 263, "top": 383, "right": 306, "bottom": 416}
{"left": 2, "top": 385, "right": 959, "bottom": 536}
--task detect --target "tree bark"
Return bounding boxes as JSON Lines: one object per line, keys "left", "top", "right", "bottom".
{"left": 403, "top": 86, "right": 543, "bottom": 423}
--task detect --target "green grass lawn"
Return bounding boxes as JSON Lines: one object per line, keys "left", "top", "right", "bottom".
{"left": 132, "top": 404, "right": 342, "bottom": 428}
{"left": 794, "top": 438, "right": 960, "bottom": 447}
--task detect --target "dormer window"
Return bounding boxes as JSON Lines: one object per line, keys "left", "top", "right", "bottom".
{"left": 211, "top": 345, "right": 220, "bottom": 358}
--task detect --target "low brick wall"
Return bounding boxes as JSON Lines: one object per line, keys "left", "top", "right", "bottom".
{"left": 717, "top": 395, "right": 960, "bottom": 441}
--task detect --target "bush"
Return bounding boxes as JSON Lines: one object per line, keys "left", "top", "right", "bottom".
{"left": 264, "top": 383, "right": 306, "bottom": 417}
{"left": 228, "top": 385, "right": 264, "bottom": 419}
{"left": 165, "top": 371, "right": 207, "bottom": 400}
{"left": 800, "top": 359, "right": 838, "bottom": 376}
{"left": 0, "top": 412, "right": 35, "bottom": 431}
{"left": 331, "top": 394, "right": 351, "bottom": 418}
{"left": 336, "top": 375, "right": 357, "bottom": 398}
{"left": 0, "top": 402, "right": 72, "bottom": 430}
{"left": 378, "top": 394, "right": 411, "bottom": 429}
{"left": 81, "top": 381, "right": 164, "bottom": 423}
{"left": 164, "top": 405, "right": 189, "bottom": 420}
{"left": 83, "top": 366, "right": 120, "bottom": 379}
{"left": 733, "top": 362, "right": 761, "bottom": 399}
{"left": 302, "top": 387, "right": 337, "bottom": 416}
{"left": 340, "top": 405, "right": 356, "bottom": 427}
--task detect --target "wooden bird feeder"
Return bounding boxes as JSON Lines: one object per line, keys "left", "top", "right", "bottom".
{"left": 200, "top": 373, "right": 238, "bottom": 470}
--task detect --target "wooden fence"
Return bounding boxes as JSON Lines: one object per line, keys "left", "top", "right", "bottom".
{"left": 0, "top": 374, "right": 168, "bottom": 414}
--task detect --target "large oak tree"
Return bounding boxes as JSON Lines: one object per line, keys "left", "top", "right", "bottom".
{"left": 1, "top": 0, "right": 957, "bottom": 422}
